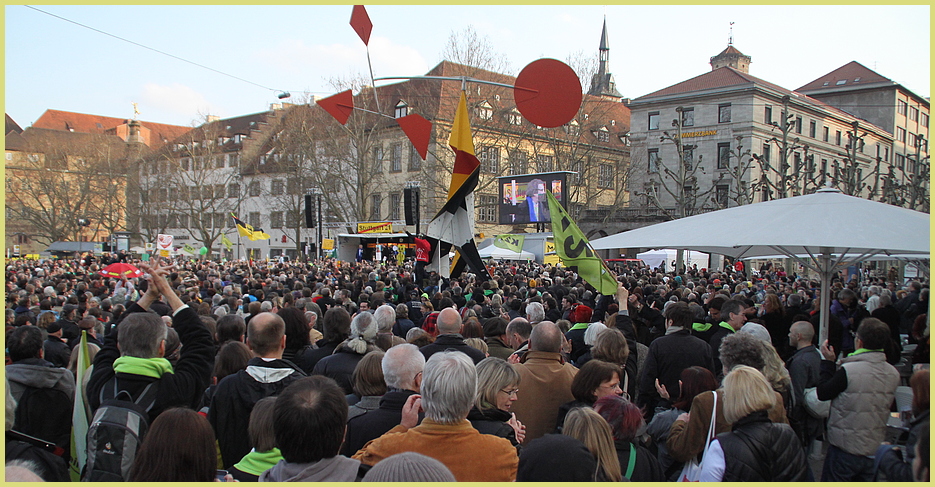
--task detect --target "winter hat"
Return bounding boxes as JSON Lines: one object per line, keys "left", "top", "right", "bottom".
{"left": 517, "top": 434, "right": 598, "bottom": 482}
{"left": 46, "top": 321, "right": 62, "bottom": 334}
{"left": 362, "top": 452, "right": 456, "bottom": 482}
{"left": 346, "top": 312, "right": 378, "bottom": 354}
{"left": 570, "top": 304, "right": 593, "bottom": 324}
{"left": 739, "top": 322, "right": 771, "bottom": 343}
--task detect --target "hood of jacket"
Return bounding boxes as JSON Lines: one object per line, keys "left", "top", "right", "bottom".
{"left": 235, "top": 357, "right": 305, "bottom": 405}
{"left": 259, "top": 456, "right": 360, "bottom": 482}
{"left": 7, "top": 359, "right": 75, "bottom": 396}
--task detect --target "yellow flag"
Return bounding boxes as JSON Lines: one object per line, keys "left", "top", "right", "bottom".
{"left": 546, "top": 191, "right": 617, "bottom": 295}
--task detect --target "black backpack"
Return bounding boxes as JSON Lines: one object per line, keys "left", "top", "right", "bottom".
{"left": 83, "top": 377, "right": 159, "bottom": 482}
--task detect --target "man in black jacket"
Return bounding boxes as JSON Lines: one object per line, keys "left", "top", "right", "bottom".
{"left": 87, "top": 259, "right": 215, "bottom": 424}
{"left": 419, "top": 307, "right": 486, "bottom": 364}
{"left": 42, "top": 322, "right": 71, "bottom": 368}
{"left": 342, "top": 343, "right": 424, "bottom": 455}
{"left": 209, "top": 312, "right": 307, "bottom": 468}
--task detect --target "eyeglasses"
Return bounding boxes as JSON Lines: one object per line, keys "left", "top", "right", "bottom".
{"left": 499, "top": 388, "right": 519, "bottom": 397}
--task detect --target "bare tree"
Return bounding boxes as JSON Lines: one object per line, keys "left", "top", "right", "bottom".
{"left": 440, "top": 26, "right": 513, "bottom": 76}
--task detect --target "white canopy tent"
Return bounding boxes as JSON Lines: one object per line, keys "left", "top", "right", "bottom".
{"left": 591, "top": 188, "right": 930, "bottom": 345}
{"left": 478, "top": 245, "right": 535, "bottom": 261}
{"left": 637, "top": 249, "right": 709, "bottom": 270}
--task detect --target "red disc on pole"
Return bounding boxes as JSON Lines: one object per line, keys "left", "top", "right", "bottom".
{"left": 514, "top": 58, "right": 582, "bottom": 128}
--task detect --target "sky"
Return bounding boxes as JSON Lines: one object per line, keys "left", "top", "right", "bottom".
{"left": 5, "top": 5, "right": 931, "bottom": 129}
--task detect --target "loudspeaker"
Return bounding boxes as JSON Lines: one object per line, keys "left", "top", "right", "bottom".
{"left": 305, "top": 195, "right": 314, "bottom": 228}
{"left": 403, "top": 188, "right": 418, "bottom": 225}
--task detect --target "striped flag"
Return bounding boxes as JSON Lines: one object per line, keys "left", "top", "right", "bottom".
{"left": 231, "top": 213, "right": 271, "bottom": 241}
{"left": 69, "top": 330, "right": 91, "bottom": 480}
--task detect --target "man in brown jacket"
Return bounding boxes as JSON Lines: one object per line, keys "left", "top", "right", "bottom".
{"left": 510, "top": 321, "right": 578, "bottom": 442}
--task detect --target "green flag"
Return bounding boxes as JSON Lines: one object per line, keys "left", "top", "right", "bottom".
{"left": 545, "top": 190, "right": 617, "bottom": 295}
{"left": 182, "top": 243, "right": 197, "bottom": 254}
{"left": 493, "top": 234, "right": 525, "bottom": 253}
{"left": 221, "top": 234, "right": 233, "bottom": 251}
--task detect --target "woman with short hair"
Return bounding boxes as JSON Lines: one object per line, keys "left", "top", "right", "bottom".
{"left": 698, "top": 365, "right": 806, "bottom": 481}
{"left": 467, "top": 357, "right": 525, "bottom": 446}
{"left": 555, "top": 360, "right": 623, "bottom": 433}
{"left": 128, "top": 408, "right": 219, "bottom": 482}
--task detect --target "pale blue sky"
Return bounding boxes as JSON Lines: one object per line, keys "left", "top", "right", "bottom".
{"left": 5, "top": 5, "right": 930, "bottom": 128}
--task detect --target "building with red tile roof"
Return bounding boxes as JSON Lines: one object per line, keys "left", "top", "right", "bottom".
{"left": 32, "top": 109, "right": 191, "bottom": 149}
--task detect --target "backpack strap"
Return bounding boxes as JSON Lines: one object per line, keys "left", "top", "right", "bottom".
{"left": 625, "top": 443, "right": 637, "bottom": 480}
{"left": 99, "top": 375, "right": 159, "bottom": 412}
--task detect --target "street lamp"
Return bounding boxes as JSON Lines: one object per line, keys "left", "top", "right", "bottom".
{"left": 308, "top": 187, "right": 323, "bottom": 261}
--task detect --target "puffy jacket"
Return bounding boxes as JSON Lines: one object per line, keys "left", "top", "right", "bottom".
{"left": 717, "top": 410, "right": 807, "bottom": 481}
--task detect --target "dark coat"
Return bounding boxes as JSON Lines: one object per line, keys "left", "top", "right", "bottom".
{"left": 717, "top": 410, "right": 807, "bottom": 482}
{"left": 565, "top": 327, "right": 588, "bottom": 363}
{"left": 209, "top": 357, "right": 306, "bottom": 468}
{"left": 614, "top": 439, "right": 666, "bottom": 482}
{"left": 87, "top": 303, "right": 215, "bottom": 423}
{"left": 708, "top": 324, "right": 734, "bottom": 379}
{"left": 42, "top": 336, "right": 71, "bottom": 368}
{"left": 419, "top": 334, "right": 486, "bottom": 364}
{"left": 342, "top": 389, "right": 419, "bottom": 456}
{"left": 554, "top": 399, "right": 592, "bottom": 434}
{"left": 485, "top": 336, "right": 514, "bottom": 360}
{"left": 467, "top": 406, "right": 519, "bottom": 446}
{"left": 393, "top": 318, "right": 416, "bottom": 338}
{"left": 312, "top": 344, "right": 371, "bottom": 394}
{"left": 294, "top": 338, "right": 342, "bottom": 374}
{"left": 637, "top": 328, "right": 715, "bottom": 412}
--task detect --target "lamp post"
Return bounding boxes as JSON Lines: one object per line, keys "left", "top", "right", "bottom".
{"left": 308, "top": 187, "right": 323, "bottom": 261}
{"left": 406, "top": 180, "right": 421, "bottom": 235}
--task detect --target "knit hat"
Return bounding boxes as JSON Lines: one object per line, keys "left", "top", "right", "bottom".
{"left": 517, "top": 434, "right": 598, "bottom": 482}
{"left": 570, "top": 304, "right": 593, "bottom": 324}
{"left": 362, "top": 452, "right": 456, "bottom": 482}
{"left": 346, "top": 312, "right": 378, "bottom": 354}
{"left": 46, "top": 321, "right": 62, "bottom": 334}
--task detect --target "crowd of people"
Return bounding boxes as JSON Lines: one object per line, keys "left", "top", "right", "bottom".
{"left": 3, "top": 250, "right": 930, "bottom": 481}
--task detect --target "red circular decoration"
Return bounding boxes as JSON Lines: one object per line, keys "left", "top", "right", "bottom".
{"left": 514, "top": 59, "right": 582, "bottom": 128}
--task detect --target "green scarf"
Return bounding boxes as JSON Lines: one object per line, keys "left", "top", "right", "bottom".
{"left": 848, "top": 348, "right": 884, "bottom": 357}
{"left": 113, "top": 356, "right": 174, "bottom": 378}
{"left": 718, "top": 321, "right": 735, "bottom": 332}
{"left": 569, "top": 322, "right": 590, "bottom": 331}
{"left": 692, "top": 322, "right": 712, "bottom": 332}
{"left": 233, "top": 448, "right": 283, "bottom": 476}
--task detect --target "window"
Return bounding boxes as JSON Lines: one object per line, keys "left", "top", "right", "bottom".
{"left": 372, "top": 146, "right": 383, "bottom": 172}
{"left": 508, "top": 109, "right": 523, "bottom": 126}
{"left": 793, "top": 152, "right": 802, "bottom": 173}
{"left": 214, "top": 185, "right": 225, "bottom": 199}
{"left": 717, "top": 142, "right": 731, "bottom": 169}
{"left": 598, "top": 164, "right": 614, "bottom": 189}
{"left": 909, "top": 106, "right": 919, "bottom": 122}
{"left": 795, "top": 116, "right": 803, "bottom": 134}
{"left": 921, "top": 113, "right": 929, "bottom": 128}
{"left": 835, "top": 130, "right": 842, "bottom": 146}
{"left": 595, "top": 127, "right": 610, "bottom": 142}
{"left": 394, "top": 101, "right": 409, "bottom": 119}
{"left": 807, "top": 155, "right": 816, "bottom": 175}
{"left": 718, "top": 104, "right": 731, "bottom": 123}
{"left": 898, "top": 100, "right": 908, "bottom": 116}
{"left": 761, "top": 144, "right": 771, "bottom": 169}
{"left": 648, "top": 111, "right": 660, "bottom": 130}
{"left": 479, "top": 146, "right": 500, "bottom": 174}
{"left": 648, "top": 149, "right": 660, "bottom": 173}
{"left": 820, "top": 159, "right": 828, "bottom": 182}
{"left": 370, "top": 194, "right": 382, "bottom": 220}
{"left": 716, "top": 185, "right": 730, "bottom": 207}
{"left": 536, "top": 154, "right": 553, "bottom": 172}
{"left": 248, "top": 212, "right": 260, "bottom": 227}
{"left": 391, "top": 143, "right": 402, "bottom": 172}
{"left": 896, "top": 127, "right": 907, "bottom": 143}
{"left": 510, "top": 151, "right": 528, "bottom": 175}
{"left": 475, "top": 101, "right": 493, "bottom": 121}
{"left": 270, "top": 180, "right": 285, "bottom": 195}
{"left": 570, "top": 159, "right": 585, "bottom": 185}
{"left": 285, "top": 211, "right": 299, "bottom": 228}
{"left": 408, "top": 146, "right": 421, "bottom": 171}
{"left": 682, "top": 145, "right": 694, "bottom": 170}
{"left": 836, "top": 79, "right": 847, "bottom": 86}
{"left": 680, "top": 108, "right": 694, "bottom": 127}
{"left": 885, "top": 147, "right": 890, "bottom": 162}
{"left": 809, "top": 120, "right": 817, "bottom": 138}
{"left": 565, "top": 120, "right": 580, "bottom": 136}
{"left": 477, "top": 194, "right": 497, "bottom": 223}
{"left": 287, "top": 179, "right": 300, "bottom": 195}
{"left": 180, "top": 215, "right": 191, "bottom": 228}
{"left": 895, "top": 153, "right": 906, "bottom": 169}
{"left": 228, "top": 183, "right": 240, "bottom": 198}
{"left": 229, "top": 153, "right": 240, "bottom": 167}
{"left": 823, "top": 126, "right": 829, "bottom": 142}
{"left": 270, "top": 211, "right": 284, "bottom": 228}
{"left": 248, "top": 181, "right": 261, "bottom": 197}
{"left": 765, "top": 105, "right": 773, "bottom": 125}
{"left": 179, "top": 157, "right": 191, "bottom": 170}
{"left": 389, "top": 193, "right": 401, "bottom": 220}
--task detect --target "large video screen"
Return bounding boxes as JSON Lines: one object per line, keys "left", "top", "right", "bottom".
{"left": 497, "top": 172, "right": 569, "bottom": 225}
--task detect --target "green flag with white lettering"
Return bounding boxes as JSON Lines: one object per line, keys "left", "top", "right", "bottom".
{"left": 493, "top": 234, "right": 525, "bottom": 253}
{"left": 546, "top": 190, "right": 617, "bottom": 295}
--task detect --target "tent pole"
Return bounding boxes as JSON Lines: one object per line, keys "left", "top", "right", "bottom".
{"left": 818, "top": 248, "right": 833, "bottom": 349}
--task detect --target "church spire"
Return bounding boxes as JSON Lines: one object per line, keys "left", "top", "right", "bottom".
{"left": 589, "top": 16, "right": 622, "bottom": 100}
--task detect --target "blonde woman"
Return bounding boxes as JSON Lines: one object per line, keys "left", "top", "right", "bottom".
{"left": 698, "top": 366, "right": 806, "bottom": 481}
{"left": 563, "top": 407, "right": 622, "bottom": 481}
{"left": 467, "top": 357, "right": 524, "bottom": 446}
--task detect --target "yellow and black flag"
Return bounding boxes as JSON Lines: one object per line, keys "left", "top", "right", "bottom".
{"left": 231, "top": 213, "right": 271, "bottom": 241}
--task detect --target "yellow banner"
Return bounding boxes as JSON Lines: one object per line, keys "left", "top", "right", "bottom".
{"left": 322, "top": 238, "right": 334, "bottom": 250}
{"left": 357, "top": 222, "right": 393, "bottom": 234}
{"left": 544, "top": 241, "right": 556, "bottom": 253}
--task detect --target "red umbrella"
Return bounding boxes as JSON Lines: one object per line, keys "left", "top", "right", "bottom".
{"left": 99, "top": 263, "right": 143, "bottom": 279}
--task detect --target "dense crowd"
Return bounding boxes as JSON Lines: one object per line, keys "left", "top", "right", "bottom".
{"left": 4, "top": 251, "right": 930, "bottom": 482}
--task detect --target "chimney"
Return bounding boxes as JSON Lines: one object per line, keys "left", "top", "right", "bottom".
{"left": 206, "top": 115, "right": 220, "bottom": 123}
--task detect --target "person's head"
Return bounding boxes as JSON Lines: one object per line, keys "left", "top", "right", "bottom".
{"left": 127, "top": 408, "right": 216, "bottom": 482}
{"left": 719, "top": 332, "right": 766, "bottom": 374}
{"left": 517, "top": 434, "right": 599, "bottom": 481}
{"left": 913, "top": 421, "right": 930, "bottom": 482}
{"left": 322, "top": 306, "right": 352, "bottom": 342}
{"left": 5, "top": 460, "right": 45, "bottom": 482}
{"left": 274, "top": 376, "right": 347, "bottom": 463}
{"left": 721, "top": 365, "right": 776, "bottom": 423}
{"left": 855, "top": 317, "right": 890, "bottom": 350}
{"left": 277, "top": 307, "right": 310, "bottom": 352}
{"left": 395, "top": 303, "right": 409, "bottom": 319}
{"left": 563, "top": 407, "right": 621, "bottom": 482}
{"left": 346, "top": 311, "right": 378, "bottom": 353}
{"left": 362, "top": 452, "right": 457, "bottom": 482}
{"left": 475, "top": 356, "right": 521, "bottom": 413}
{"left": 707, "top": 295, "right": 727, "bottom": 321}
{"left": 215, "top": 314, "right": 246, "bottom": 344}
{"left": 420, "top": 351, "right": 476, "bottom": 424}
{"left": 910, "top": 368, "right": 930, "bottom": 416}
{"left": 7, "top": 326, "right": 43, "bottom": 362}
{"left": 594, "top": 394, "right": 644, "bottom": 443}
{"left": 246, "top": 312, "right": 286, "bottom": 358}
{"left": 505, "top": 317, "right": 531, "bottom": 348}
{"left": 352, "top": 350, "right": 387, "bottom": 397}
{"left": 664, "top": 301, "right": 694, "bottom": 329}
{"left": 571, "top": 360, "right": 623, "bottom": 404}
{"left": 247, "top": 396, "right": 278, "bottom": 453}
{"left": 117, "top": 313, "right": 168, "bottom": 358}
{"left": 583, "top": 322, "right": 607, "bottom": 347}
{"left": 788, "top": 321, "right": 815, "bottom": 348}
{"left": 591, "top": 328, "right": 629, "bottom": 367}
{"left": 672, "top": 365, "right": 719, "bottom": 411}
{"left": 483, "top": 316, "right": 508, "bottom": 338}
{"left": 373, "top": 305, "right": 396, "bottom": 333}
{"left": 528, "top": 321, "right": 563, "bottom": 353}
{"left": 837, "top": 288, "right": 857, "bottom": 307}
{"left": 720, "top": 299, "right": 747, "bottom": 330}
{"left": 214, "top": 340, "right": 252, "bottom": 383}
{"left": 525, "top": 301, "right": 545, "bottom": 324}
{"left": 435, "top": 307, "right": 462, "bottom": 335}
{"left": 461, "top": 316, "right": 484, "bottom": 339}
{"left": 382, "top": 343, "right": 425, "bottom": 392}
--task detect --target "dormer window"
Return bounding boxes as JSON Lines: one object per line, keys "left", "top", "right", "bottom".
{"left": 508, "top": 108, "right": 522, "bottom": 126}
{"left": 395, "top": 100, "right": 409, "bottom": 119}
{"left": 835, "top": 79, "right": 847, "bottom": 85}
{"left": 233, "top": 134, "right": 244, "bottom": 144}
{"left": 475, "top": 101, "right": 493, "bottom": 121}
{"left": 565, "top": 119, "right": 580, "bottom": 136}
{"left": 594, "top": 127, "right": 610, "bottom": 142}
